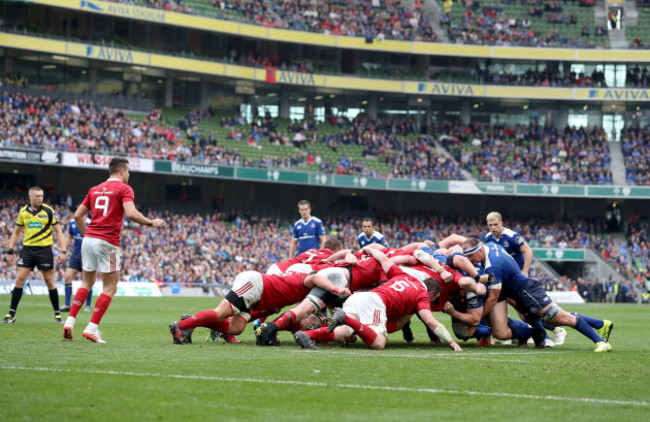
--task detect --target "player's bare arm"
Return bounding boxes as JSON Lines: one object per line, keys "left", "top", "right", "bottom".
{"left": 413, "top": 249, "right": 452, "bottom": 282}
{"left": 438, "top": 234, "right": 467, "bottom": 249}
{"left": 288, "top": 238, "right": 298, "bottom": 258}
{"left": 5, "top": 225, "right": 25, "bottom": 265}
{"left": 53, "top": 223, "right": 67, "bottom": 265}
{"left": 457, "top": 277, "right": 487, "bottom": 296}
{"left": 73, "top": 204, "right": 90, "bottom": 236}
{"left": 123, "top": 201, "right": 166, "bottom": 228}
{"left": 443, "top": 302, "right": 482, "bottom": 327}
{"left": 305, "top": 274, "right": 351, "bottom": 298}
{"left": 361, "top": 245, "right": 393, "bottom": 273}
{"left": 521, "top": 243, "right": 533, "bottom": 277}
{"left": 482, "top": 288, "right": 500, "bottom": 317}
{"left": 417, "top": 309, "right": 462, "bottom": 351}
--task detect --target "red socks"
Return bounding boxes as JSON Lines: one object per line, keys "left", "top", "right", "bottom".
{"left": 273, "top": 311, "right": 297, "bottom": 331}
{"left": 179, "top": 310, "right": 218, "bottom": 330}
{"left": 305, "top": 327, "right": 336, "bottom": 342}
{"left": 69, "top": 288, "right": 89, "bottom": 318}
{"left": 344, "top": 315, "right": 378, "bottom": 346}
{"left": 90, "top": 293, "right": 112, "bottom": 324}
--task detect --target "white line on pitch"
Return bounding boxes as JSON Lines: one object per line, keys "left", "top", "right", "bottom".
{"left": 283, "top": 348, "right": 570, "bottom": 363}
{"left": 1, "top": 365, "right": 646, "bottom": 408}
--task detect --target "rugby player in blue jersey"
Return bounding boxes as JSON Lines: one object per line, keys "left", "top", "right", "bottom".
{"left": 484, "top": 212, "right": 567, "bottom": 346}
{"left": 288, "top": 200, "right": 326, "bottom": 258}
{"left": 60, "top": 216, "right": 93, "bottom": 313}
{"left": 462, "top": 238, "right": 614, "bottom": 352}
{"left": 357, "top": 218, "right": 389, "bottom": 248}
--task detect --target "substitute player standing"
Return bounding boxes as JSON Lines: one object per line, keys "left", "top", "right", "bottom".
{"left": 63, "top": 157, "right": 165, "bottom": 343}
{"left": 1, "top": 187, "right": 66, "bottom": 324}
{"left": 288, "top": 200, "right": 326, "bottom": 258}
{"left": 60, "top": 215, "right": 93, "bottom": 313}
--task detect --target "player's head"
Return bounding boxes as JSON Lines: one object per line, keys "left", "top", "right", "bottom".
{"left": 486, "top": 211, "right": 503, "bottom": 236}
{"left": 422, "top": 277, "right": 442, "bottom": 301}
{"left": 324, "top": 237, "right": 343, "bottom": 252}
{"left": 297, "top": 200, "right": 311, "bottom": 220}
{"left": 109, "top": 157, "right": 130, "bottom": 183}
{"left": 361, "top": 217, "right": 375, "bottom": 237}
{"left": 28, "top": 186, "right": 44, "bottom": 208}
{"left": 462, "top": 238, "right": 485, "bottom": 265}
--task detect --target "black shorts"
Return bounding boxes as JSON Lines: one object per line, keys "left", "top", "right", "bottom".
{"left": 18, "top": 246, "right": 54, "bottom": 271}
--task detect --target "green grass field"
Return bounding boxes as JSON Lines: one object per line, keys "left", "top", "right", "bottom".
{"left": 0, "top": 297, "right": 648, "bottom": 421}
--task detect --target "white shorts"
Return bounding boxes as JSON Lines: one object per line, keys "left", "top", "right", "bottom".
{"left": 265, "top": 263, "right": 283, "bottom": 275}
{"left": 342, "top": 292, "right": 388, "bottom": 336}
{"left": 229, "top": 271, "right": 264, "bottom": 312}
{"left": 316, "top": 267, "right": 350, "bottom": 290}
{"left": 81, "top": 237, "right": 121, "bottom": 273}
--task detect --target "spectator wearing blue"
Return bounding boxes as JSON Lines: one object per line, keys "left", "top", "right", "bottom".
{"left": 358, "top": 218, "right": 389, "bottom": 249}
{"left": 288, "top": 200, "right": 326, "bottom": 258}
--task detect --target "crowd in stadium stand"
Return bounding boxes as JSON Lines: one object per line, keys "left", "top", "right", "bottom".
{"left": 437, "top": 121, "right": 613, "bottom": 184}
{"left": 469, "top": 68, "right": 607, "bottom": 87}
{"left": 7, "top": 92, "right": 650, "bottom": 186}
{"left": 134, "top": 0, "right": 620, "bottom": 49}
{"left": 142, "top": 0, "right": 437, "bottom": 42}
{"left": 441, "top": 0, "right": 607, "bottom": 48}
{"left": 621, "top": 127, "right": 650, "bottom": 185}
{"left": 0, "top": 195, "right": 646, "bottom": 302}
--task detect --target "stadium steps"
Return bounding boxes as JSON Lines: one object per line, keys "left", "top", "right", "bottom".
{"left": 584, "top": 248, "right": 626, "bottom": 282}
{"left": 607, "top": 140, "right": 628, "bottom": 185}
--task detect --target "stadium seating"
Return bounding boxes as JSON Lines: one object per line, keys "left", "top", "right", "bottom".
{"left": 439, "top": 0, "right": 606, "bottom": 48}
{"left": 621, "top": 126, "right": 650, "bottom": 185}
{"left": 436, "top": 121, "right": 613, "bottom": 184}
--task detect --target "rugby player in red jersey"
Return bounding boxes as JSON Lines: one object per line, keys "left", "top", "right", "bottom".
{"left": 295, "top": 246, "right": 462, "bottom": 351}
{"left": 63, "top": 157, "right": 166, "bottom": 343}
{"left": 168, "top": 270, "right": 350, "bottom": 344}
{"left": 265, "top": 237, "right": 344, "bottom": 275}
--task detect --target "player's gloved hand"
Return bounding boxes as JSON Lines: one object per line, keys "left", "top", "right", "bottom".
{"left": 440, "top": 270, "right": 453, "bottom": 283}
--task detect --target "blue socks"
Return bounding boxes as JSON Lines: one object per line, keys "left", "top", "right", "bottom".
{"left": 570, "top": 312, "right": 604, "bottom": 329}
{"left": 573, "top": 315, "right": 603, "bottom": 343}
{"left": 508, "top": 318, "right": 533, "bottom": 339}
{"left": 64, "top": 284, "right": 73, "bottom": 306}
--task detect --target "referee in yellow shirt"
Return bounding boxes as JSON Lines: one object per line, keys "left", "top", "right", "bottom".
{"left": 1, "top": 187, "right": 67, "bottom": 324}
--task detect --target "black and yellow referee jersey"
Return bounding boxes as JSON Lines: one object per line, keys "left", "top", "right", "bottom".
{"left": 15, "top": 204, "right": 59, "bottom": 247}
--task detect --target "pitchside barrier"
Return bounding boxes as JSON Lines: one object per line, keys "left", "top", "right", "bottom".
{"left": 0, "top": 280, "right": 588, "bottom": 303}
{"left": 0, "top": 280, "right": 162, "bottom": 297}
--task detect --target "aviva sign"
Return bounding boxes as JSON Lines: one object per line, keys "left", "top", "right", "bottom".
{"left": 86, "top": 45, "right": 134, "bottom": 63}
{"left": 417, "top": 82, "right": 480, "bottom": 96}
{"left": 588, "top": 89, "right": 650, "bottom": 101}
